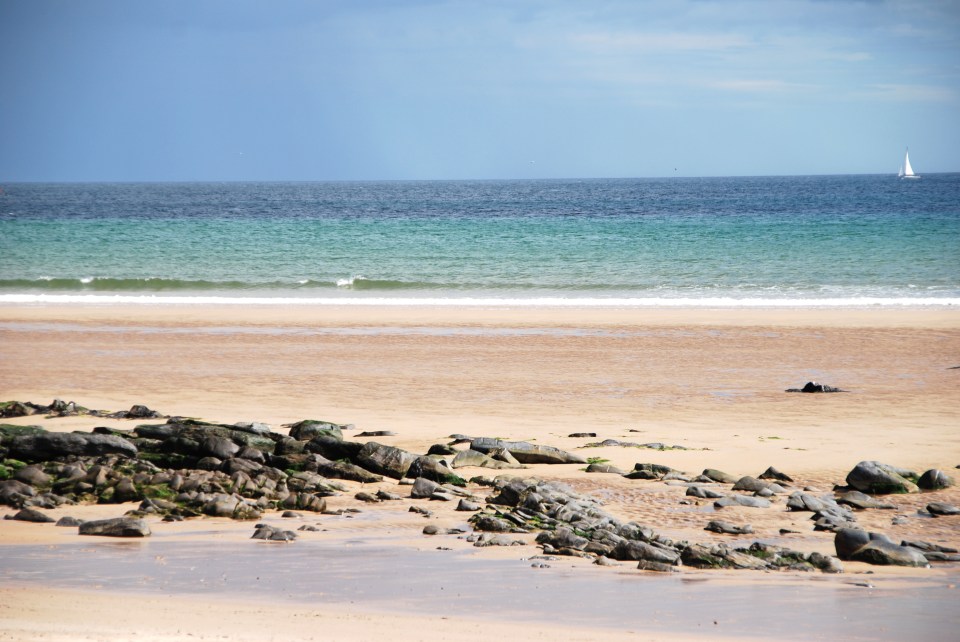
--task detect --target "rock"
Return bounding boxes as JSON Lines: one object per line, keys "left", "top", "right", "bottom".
{"left": 356, "top": 442, "right": 419, "bottom": 480}
{"left": 356, "top": 430, "right": 396, "bottom": 437}
{"left": 786, "top": 492, "right": 829, "bottom": 512}
{"left": 451, "top": 449, "right": 524, "bottom": 470}
{"left": 917, "top": 469, "right": 954, "bottom": 490}
{"left": 285, "top": 420, "right": 345, "bottom": 441}
{"left": 624, "top": 463, "right": 678, "bottom": 480}
{"left": 470, "top": 514, "right": 517, "bottom": 533}
{"left": 926, "top": 502, "right": 960, "bottom": 516}
{"left": 686, "top": 485, "right": 724, "bottom": 499}
{"left": 410, "top": 477, "right": 441, "bottom": 499}
{"left": 585, "top": 463, "right": 626, "bottom": 474}
{"left": 568, "top": 432, "right": 597, "bottom": 438}
{"left": 12, "top": 507, "right": 55, "bottom": 523}
{"left": 405, "top": 456, "right": 466, "bottom": 486}
{"left": 354, "top": 491, "right": 381, "bottom": 503}
{"left": 304, "top": 435, "right": 363, "bottom": 461}
{"left": 612, "top": 540, "right": 680, "bottom": 565}
{"left": 637, "top": 560, "right": 680, "bottom": 573}
{"left": 0, "top": 479, "right": 37, "bottom": 506}
{"left": 834, "top": 528, "right": 929, "bottom": 566}
{"left": 835, "top": 490, "right": 897, "bottom": 510}
{"left": 79, "top": 517, "right": 151, "bottom": 537}
{"left": 702, "top": 469, "right": 739, "bottom": 484}
{"left": 536, "top": 527, "right": 589, "bottom": 551}
{"left": 845, "top": 461, "right": 920, "bottom": 494}
{"left": 473, "top": 533, "right": 525, "bottom": 547}
{"left": 705, "top": 520, "right": 753, "bottom": 535}
{"left": 55, "top": 516, "right": 84, "bottom": 527}
{"left": 456, "top": 499, "right": 481, "bottom": 512}
{"left": 376, "top": 490, "right": 403, "bottom": 501}
{"left": 732, "top": 476, "right": 773, "bottom": 493}
{"left": 469, "top": 438, "right": 586, "bottom": 465}
{"left": 13, "top": 465, "right": 51, "bottom": 487}
{"left": 786, "top": 381, "right": 844, "bottom": 393}
{"left": 758, "top": 466, "right": 794, "bottom": 482}
{"left": 8, "top": 432, "right": 138, "bottom": 462}
{"left": 252, "top": 524, "right": 297, "bottom": 541}
{"left": 714, "top": 495, "right": 771, "bottom": 509}
{"left": 427, "top": 444, "right": 458, "bottom": 456}
{"left": 312, "top": 457, "right": 383, "bottom": 484}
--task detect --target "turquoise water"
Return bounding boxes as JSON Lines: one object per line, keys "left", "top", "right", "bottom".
{"left": 1, "top": 176, "right": 958, "bottom": 305}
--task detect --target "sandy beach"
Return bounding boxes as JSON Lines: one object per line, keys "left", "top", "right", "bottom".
{"left": 1, "top": 303, "right": 959, "bottom": 640}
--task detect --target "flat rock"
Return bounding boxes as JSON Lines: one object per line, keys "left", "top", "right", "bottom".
{"left": 705, "top": 520, "right": 753, "bottom": 535}
{"left": 926, "top": 502, "right": 960, "bottom": 516}
{"left": 12, "top": 507, "right": 55, "bottom": 523}
{"left": 469, "top": 438, "right": 586, "bottom": 465}
{"left": 714, "top": 495, "right": 771, "bottom": 509}
{"left": 79, "top": 517, "right": 151, "bottom": 537}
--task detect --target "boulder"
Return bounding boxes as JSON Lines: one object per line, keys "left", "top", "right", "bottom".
{"left": 834, "top": 528, "right": 928, "bottom": 566}
{"left": 312, "top": 457, "right": 383, "bottom": 484}
{"left": 585, "top": 463, "right": 626, "bottom": 475}
{"left": 285, "top": 420, "right": 344, "bottom": 442}
{"left": 686, "top": 485, "right": 725, "bottom": 499}
{"left": 8, "top": 432, "right": 138, "bottom": 462}
{"left": 917, "top": 469, "right": 954, "bottom": 490}
{"left": 356, "top": 442, "right": 419, "bottom": 480}
{"left": 758, "top": 466, "right": 793, "bottom": 482}
{"left": 624, "top": 463, "right": 680, "bottom": 480}
{"left": 451, "top": 449, "right": 524, "bottom": 470}
{"left": 469, "top": 438, "right": 586, "bottom": 465}
{"left": 702, "top": 469, "right": 739, "bottom": 484}
{"left": 304, "top": 435, "right": 364, "bottom": 462}
{"left": 405, "top": 456, "right": 466, "bottom": 486}
{"left": 846, "top": 461, "right": 920, "bottom": 494}
{"left": 13, "top": 465, "right": 52, "bottom": 487}
{"left": 79, "top": 517, "right": 151, "bottom": 537}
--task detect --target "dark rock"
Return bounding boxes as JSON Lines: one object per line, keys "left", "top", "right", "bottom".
{"left": 251, "top": 524, "right": 297, "bottom": 541}
{"left": 473, "top": 533, "right": 525, "bottom": 547}
{"left": 705, "top": 520, "right": 753, "bottom": 535}
{"left": 637, "top": 560, "right": 680, "bottom": 573}
{"left": 714, "top": 495, "right": 771, "bottom": 509}
{"left": 470, "top": 514, "right": 518, "bottom": 533}
{"left": 405, "top": 456, "right": 466, "bottom": 486}
{"left": 451, "top": 449, "right": 523, "bottom": 470}
{"left": 376, "top": 490, "right": 403, "bottom": 501}
{"left": 901, "top": 540, "right": 958, "bottom": 553}
{"left": 835, "top": 490, "right": 898, "bottom": 510}
{"left": 758, "top": 466, "right": 794, "bottom": 482}
{"left": 8, "top": 432, "right": 138, "bottom": 462}
{"left": 12, "top": 507, "right": 55, "bottom": 523}
{"left": 686, "top": 485, "right": 724, "bottom": 499}
{"left": 926, "top": 502, "right": 960, "bottom": 516}
{"left": 356, "top": 442, "right": 419, "bottom": 480}
{"left": 845, "top": 461, "right": 919, "bottom": 494}
{"left": 456, "top": 499, "right": 481, "bottom": 512}
{"left": 427, "top": 444, "right": 457, "bottom": 456}
{"left": 13, "top": 465, "right": 52, "bottom": 487}
{"left": 0, "top": 479, "right": 37, "bottom": 506}
{"left": 702, "top": 469, "right": 739, "bottom": 484}
{"left": 834, "top": 528, "right": 928, "bottom": 566}
{"left": 612, "top": 540, "right": 680, "bottom": 565}
{"left": 55, "top": 516, "right": 84, "bottom": 527}
{"left": 568, "top": 432, "right": 597, "bottom": 438}
{"left": 356, "top": 430, "right": 397, "bottom": 437}
{"left": 304, "top": 435, "right": 363, "bottom": 461}
{"left": 917, "top": 469, "right": 954, "bottom": 490}
{"left": 786, "top": 381, "right": 844, "bottom": 393}
{"left": 624, "top": 463, "right": 678, "bottom": 480}
{"left": 786, "top": 492, "right": 829, "bottom": 512}
{"left": 285, "top": 420, "right": 345, "bottom": 442}
{"left": 79, "top": 517, "right": 151, "bottom": 537}
{"left": 312, "top": 457, "right": 383, "bottom": 484}
{"left": 354, "top": 491, "right": 381, "bottom": 503}
{"left": 469, "top": 437, "right": 586, "bottom": 465}
{"left": 410, "top": 477, "right": 441, "bottom": 499}
{"left": 585, "top": 463, "right": 626, "bottom": 474}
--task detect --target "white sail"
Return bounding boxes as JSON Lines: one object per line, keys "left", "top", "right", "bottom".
{"left": 902, "top": 148, "right": 920, "bottom": 178}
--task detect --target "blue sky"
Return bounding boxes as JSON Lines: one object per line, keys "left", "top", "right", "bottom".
{"left": 1, "top": 0, "right": 958, "bottom": 180}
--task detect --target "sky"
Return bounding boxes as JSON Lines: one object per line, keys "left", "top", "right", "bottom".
{"left": 1, "top": 0, "right": 958, "bottom": 181}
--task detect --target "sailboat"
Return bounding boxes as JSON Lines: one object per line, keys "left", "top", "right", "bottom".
{"left": 899, "top": 148, "right": 920, "bottom": 179}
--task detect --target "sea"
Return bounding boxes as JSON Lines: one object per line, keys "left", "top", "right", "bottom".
{"left": 1, "top": 175, "right": 958, "bottom": 307}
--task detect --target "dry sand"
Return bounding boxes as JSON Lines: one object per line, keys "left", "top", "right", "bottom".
{"left": 1, "top": 303, "right": 958, "bottom": 640}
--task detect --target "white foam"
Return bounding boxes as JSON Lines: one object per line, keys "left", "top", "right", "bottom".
{"left": 0, "top": 294, "right": 957, "bottom": 308}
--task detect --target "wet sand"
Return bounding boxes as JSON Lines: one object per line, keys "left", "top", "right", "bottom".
{"left": 1, "top": 303, "right": 959, "bottom": 640}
